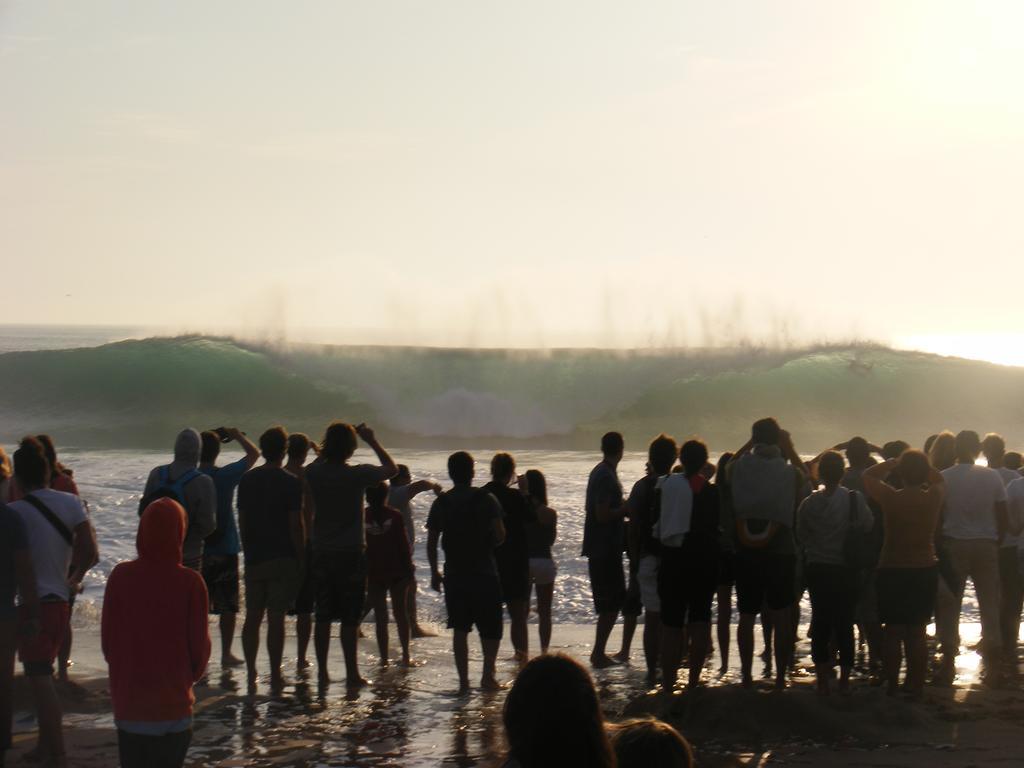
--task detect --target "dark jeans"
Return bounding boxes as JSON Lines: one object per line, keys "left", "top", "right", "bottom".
{"left": 805, "top": 562, "right": 858, "bottom": 667}
{"left": 117, "top": 729, "right": 192, "bottom": 768}
{"left": 1, "top": 619, "right": 13, "bottom": 752}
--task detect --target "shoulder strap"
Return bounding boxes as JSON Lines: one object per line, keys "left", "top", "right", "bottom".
{"left": 23, "top": 493, "right": 74, "bottom": 546}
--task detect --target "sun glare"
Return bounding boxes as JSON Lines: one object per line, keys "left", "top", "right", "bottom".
{"left": 895, "top": 334, "right": 1024, "bottom": 368}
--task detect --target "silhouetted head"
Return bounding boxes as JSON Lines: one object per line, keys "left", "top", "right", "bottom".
{"left": 200, "top": 430, "right": 222, "bottom": 465}
{"left": 366, "top": 481, "right": 389, "bottom": 508}
{"left": 287, "top": 433, "right": 311, "bottom": 464}
{"left": 928, "top": 431, "right": 956, "bottom": 471}
{"left": 751, "top": 417, "right": 781, "bottom": 446}
{"left": 260, "top": 426, "right": 288, "bottom": 463}
{"left": 981, "top": 433, "right": 1006, "bottom": 467}
{"left": 491, "top": 453, "right": 516, "bottom": 484}
{"left": 680, "top": 439, "right": 709, "bottom": 477}
{"left": 173, "top": 428, "right": 202, "bottom": 466}
{"left": 394, "top": 464, "right": 412, "bottom": 486}
{"left": 846, "top": 436, "right": 870, "bottom": 467}
{"left": 35, "top": 435, "right": 61, "bottom": 474}
{"left": 448, "top": 451, "right": 474, "bottom": 486}
{"left": 503, "top": 654, "right": 615, "bottom": 768}
{"left": 923, "top": 434, "right": 938, "bottom": 454}
{"left": 648, "top": 434, "right": 677, "bottom": 476}
{"left": 525, "top": 469, "right": 547, "bottom": 507}
{"left": 882, "top": 440, "right": 910, "bottom": 460}
{"left": 818, "top": 451, "right": 846, "bottom": 486}
{"left": 898, "top": 449, "right": 932, "bottom": 487}
{"left": 601, "top": 432, "right": 624, "bottom": 461}
{"left": 954, "top": 430, "right": 981, "bottom": 464}
{"left": 611, "top": 718, "right": 695, "bottom": 768}
{"left": 321, "top": 422, "right": 358, "bottom": 462}
{"left": 1004, "top": 451, "right": 1023, "bottom": 471}
{"left": 13, "top": 436, "right": 49, "bottom": 491}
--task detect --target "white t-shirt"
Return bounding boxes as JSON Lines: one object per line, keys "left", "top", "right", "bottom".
{"left": 387, "top": 485, "right": 415, "bottom": 554}
{"left": 995, "top": 467, "right": 1022, "bottom": 547}
{"left": 940, "top": 463, "right": 1007, "bottom": 542}
{"left": 9, "top": 488, "right": 88, "bottom": 601}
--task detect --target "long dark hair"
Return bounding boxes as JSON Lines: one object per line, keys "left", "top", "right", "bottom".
{"left": 504, "top": 654, "right": 615, "bottom": 768}
{"left": 525, "top": 469, "right": 548, "bottom": 507}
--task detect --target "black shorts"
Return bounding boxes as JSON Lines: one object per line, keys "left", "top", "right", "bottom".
{"left": 498, "top": 561, "right": 531, "bottom": 605}
{"left": 444, "top": 572, "right": 503, "bottom": 640}
{"left": 735, "top": 551, "right": 797, "bottom": 615}
{"left": 659, "top": 548, "right": 717, "bottom": 628}
{"left": 289, "top": 544, "right": 316, "bottom": 615}
{"left": 313, "top": 551, "right": 367, "bottom": 626}
{"left": 717, "top": 551, "right": 736, "bottom": 587}
{"left": 588, "top": 556, "right": 626, "bottom": 615}
{"left": 202, "top": 554, "right": 240, "bottom": 615}
{"left": 876, "top": 566, "right": 937, "bottom": 626}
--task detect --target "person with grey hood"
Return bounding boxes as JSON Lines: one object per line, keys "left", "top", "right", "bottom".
{"left": 140, "top": 429, "right": 217, "bottom": 571}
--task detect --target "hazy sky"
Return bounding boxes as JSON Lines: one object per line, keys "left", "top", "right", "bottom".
{"left": 2, "top": 1, "right": 1022, "bottom": 357}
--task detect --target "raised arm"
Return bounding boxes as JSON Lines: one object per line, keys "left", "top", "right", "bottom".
{"left": 861, "top": 459, "right": 897, "bottom": 501}
{"left": 407, "top": 479, "right": 443, "bottom": 499}
{"left": 356, "top": 424, "right": 398, "bottom": 480}
{"left": 230, "top": 428, "right": 260, "bottom": 469}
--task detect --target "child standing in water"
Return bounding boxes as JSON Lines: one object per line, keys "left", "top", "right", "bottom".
{"left": 365, "top": 483, "right": 415, "bottom": 666}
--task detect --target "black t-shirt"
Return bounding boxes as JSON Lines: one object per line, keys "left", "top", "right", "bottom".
{"left": 237, "top": 465, "right": 303, "bottom": 566}
{"left": 628, "top": 475, "right": 661, "bottom": 558}
{"left": 0, "top": 504, "right": 27, "bottom": 619}
{"left": 484, "top": 482, "right": 536, "bottom": 576}
{"left": 427, "top": 486, "right": 504, "bottom": 578}
{"left": 682, "top": 483, "right": 720, "bottom": 558}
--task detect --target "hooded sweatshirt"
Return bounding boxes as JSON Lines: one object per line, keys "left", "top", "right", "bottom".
{"left": 141, "top": 429, "right": 217, "bottom": 566}
{"left": 102, "top": 498, "right": 211, "bottom": 723}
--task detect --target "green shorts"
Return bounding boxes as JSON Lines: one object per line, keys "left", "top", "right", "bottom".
{"left": 244, "top": 558, "right": 300, "bottom": 614}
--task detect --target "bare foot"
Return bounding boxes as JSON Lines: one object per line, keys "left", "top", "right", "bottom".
{"left": 270, "top": 674, "right": 286, "bottom": 694}
{"left": 297, "top": 658, "right": 311, "bottom": 671}
{"left": 741, "top": 674, "right": 753, "bottom": 689}
{"left": 379, "top": 657, "right": 390, "bottom": 668}
{"left": 222, "top": 654, "right": 244, "bottom": 668}
{"left": 612, "top": 650, "right": 631, "bottom": 664}
{"left": 412, "top": 624, "right": 438, "bottom": 638}
{"left": 346, "top": 676, "right": 370, "bottom": 691}
{"left": 480, "top": 675, "right": 503, "bottom": 691}
{"left": 590, "top": 653, "right": 620, "bottom": 669}
{"left": 457, "top": 679, "right": 471, "bottom": 695}
{"left": 401, "top": 656, "right": 423, "bottom": 668}
{"left": 318, "top": 670, "right": 332, "bottom": 686}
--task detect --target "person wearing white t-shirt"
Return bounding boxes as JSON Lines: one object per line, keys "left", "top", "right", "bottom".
{"left": 7, "top": 438, "right": 97, "bottom": 768}
{"left": 982, "top": 433, "right": 1024, "bottom": 657}
{"left": 936, "top": 431, "right": 1008, "bottom": 682}
{"left": 388, "top": 465, "right": 442, "bottom": 638}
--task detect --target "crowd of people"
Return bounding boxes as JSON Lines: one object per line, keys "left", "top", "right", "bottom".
{"left": 1, "top": 416, "right": 1023, "bottom": 767}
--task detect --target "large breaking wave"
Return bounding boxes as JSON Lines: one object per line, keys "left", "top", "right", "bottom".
{"left": 2, "top": 335, "right": 1023, "bottom": 449}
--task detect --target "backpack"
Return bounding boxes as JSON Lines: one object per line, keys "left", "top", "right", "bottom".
{"left": 138, "top": 466, "right": 201, "bottom": 526}
{"left": 842, "top": 489, "right": 876, "bottom": 570}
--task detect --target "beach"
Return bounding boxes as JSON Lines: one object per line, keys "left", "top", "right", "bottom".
{"left": 9, "top": 619, "right": 1024, "bottom": 767}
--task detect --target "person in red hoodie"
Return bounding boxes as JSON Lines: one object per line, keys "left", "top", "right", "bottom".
{"left": 101, "top": 498, "right": 211, "bottom": 768}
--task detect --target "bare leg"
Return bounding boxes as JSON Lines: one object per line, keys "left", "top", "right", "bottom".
{"left": 30, "top": 675, "right": 66, "bottom": 767}
{"left": 738, "top": 613, "right": 755, "bottom": 687}
{"left": 242, "top": 608, "right": 264, "bottom": 692}
{"left": 615, "top": 613, "right": 637, "bottom": 662}
{"left": 717, "top": 585, "right": 732, "bottom": 673}
{"left": 643, "top": 611, "right": 662, "bottom": 684}
{"left": 481, "top": 636, "right": 501, "bottom": 690}
{"left": 536, "top": 582, "right": 554, "bottom": 654}
{"left": 57, "top": 621, "right": 72, "bottom": 683}
{"left": 905, "top": 624, "right": 928, "bottom": 696}
{"left": 508, "top": 599, "right": 529, "bottom": 663}
{"left": 453, "top": 630, "right": 470, "bottom": 692}
{"left": 409, "top": 579, "right": 437, "bottom": 638}
{"left": 296, "top": 614, "right": 312, "bottom": 669}
{"left": 661, "top": 626, "right": 684, "bottom": 691}
{"left": 770, "top": 606, "right": 793, "bottom": 690}
{"left": 389, "top": 580, "right": 412, "bottom": 665}
{"left": 267, "top": 611, "right": 286, "bottom": 691}
{"left": 688, "top": 621, "right": 710, "bottom": 688}
{"left": 220, "top": 613, "right": 242, "bottom": 666}
{"left": 314, "top": 620, "right": 332, "bottom": 684}
{"left": 341, "top": 624, "right": 367, "bottom": 690}
{"left": 370, "top": 586, "right": 389, "bottom": 665}
{"left": 591, "top": 612, "right": 620, "bottom": 668}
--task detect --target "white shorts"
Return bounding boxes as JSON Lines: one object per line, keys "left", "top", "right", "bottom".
{"left": 638, "top": 554, "right": 660, "bottom": 613}
{"left": 529, "top": 557, "right": 557, "bottom": 586}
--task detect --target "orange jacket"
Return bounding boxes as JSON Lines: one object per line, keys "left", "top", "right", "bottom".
{"left": 101, "top": 498, "right": 210, "bottom": 722}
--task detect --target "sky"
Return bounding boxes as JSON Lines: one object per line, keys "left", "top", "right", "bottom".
{"left": 2, "top": 1, "right": 1023, "bottom": 360}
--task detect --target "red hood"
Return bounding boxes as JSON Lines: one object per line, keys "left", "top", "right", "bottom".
{"left": 137, "top": 498, "right": 186, "bottom": 564}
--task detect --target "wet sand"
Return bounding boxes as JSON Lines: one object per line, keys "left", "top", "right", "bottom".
{"left": 9, "top": 621, "right": 1024, "bottom": 767}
